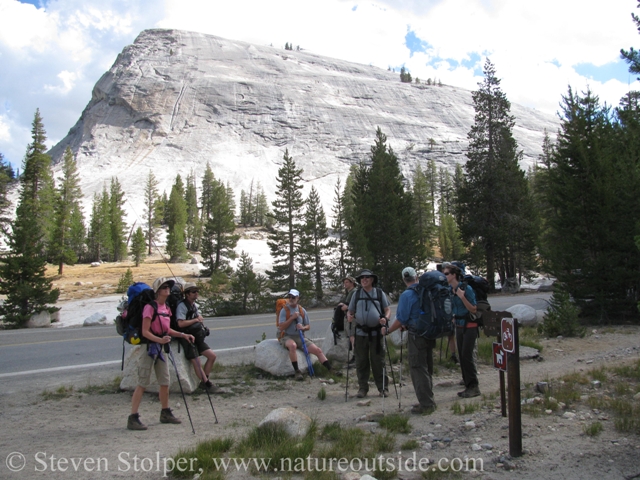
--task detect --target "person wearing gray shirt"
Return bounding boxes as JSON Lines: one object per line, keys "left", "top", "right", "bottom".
{"left": 347, "top": 269, "right": 391, "bottom": 398}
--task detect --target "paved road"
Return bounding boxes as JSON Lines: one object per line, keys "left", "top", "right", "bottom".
{"left": 0, "top": 292, "right": 550, "bottom": 394}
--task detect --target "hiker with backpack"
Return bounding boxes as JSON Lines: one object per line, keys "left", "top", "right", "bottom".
{"left": 278, "top": 289, "right": 338, "bottom": 380}
{"left": 127, "top": 277, "right": 195, "bottom": 431}
{"left": 176, "top": 282, "right": 222, "bottom": 393}
{"left": 347, "top": 269, "right": 391, "bottom": 398}
{"left": 386, "top": 267, "right": 437, "bottom": 414}
{"left": 336, "top": 276, "right": 357, "bottom": 354}
{"left": 444, "top": 264, "right": 480, "bottom": 398}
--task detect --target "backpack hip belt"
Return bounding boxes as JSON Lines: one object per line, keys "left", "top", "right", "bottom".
{"left": 356, "top": 324, "right": 383, "bottom": 353}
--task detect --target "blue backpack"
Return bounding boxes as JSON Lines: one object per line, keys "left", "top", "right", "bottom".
{"left": 408, "top": 271, "right": 454, "bottom": 339}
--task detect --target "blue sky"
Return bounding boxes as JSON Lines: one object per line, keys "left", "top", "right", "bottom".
{"left": 1, "top": 0, "right": 639, "bottom": 170}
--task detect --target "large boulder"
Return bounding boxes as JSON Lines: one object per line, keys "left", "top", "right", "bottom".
{"left": 26, "top": 310, "right": 51, "bottom": 328}
{"left": 119, "top": 341, "right": 200, "bottom": 393}
{"left": 387, "top": 327, "right": 408, "bottom": 347}
{"left": 321, "top": 323, "right": 351, "bottom": 364}
{"left": 259, "top": 407, "right": 312, "bottom": 437}
{"left": 255, "top": 339, "right": 317, "bottom": 376}
{"left": 83, "top": 312, "right": 107, "bottom": 326}
{"left": 506, "top": 304, "right": 538, "bottom": 327}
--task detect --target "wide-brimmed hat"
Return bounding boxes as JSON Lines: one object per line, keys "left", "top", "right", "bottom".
{"left": 183, "top": 282, "right": 198, "bottom": 293}
{"left": 342, "top": 276, "right": 357, "bottom": 285}
{"left": 355, "top": 269, "right": 378, "bottom": 285}
{"left": 152, "top": 277, "right": 176, "bottom": 294}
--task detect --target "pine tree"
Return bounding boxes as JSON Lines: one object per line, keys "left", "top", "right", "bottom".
{"left": 130, "top": 226, "right": 147, "bottom": 266}
{"left": 458, "top": 59, "right": 536, "bottom": 288}
{"left": 87, "top": 187, "right": 112, "bottom": 262}
{"left": 200, "top": 173, "right": 238, "bottom": 274}
{"left": 411, "top": 164, "right": 435, "bottom": 261}
{"left": 0, "top": 152, "right": 15, "bottom": 237}
{"left": 253, "top": 182, "right": 270, "bottom": 227}
{"left": 17, "top": 109, "right": 55, "bottom": 258}
{"left": 267, "top": 149, "right": 305, "bottom": 291}
{"left": 539, "top": 87, "right": 640, "bottom": 319}
{"left": 143, "top": 171, "right": 160, "bottom": 255}
{"left": 621, "top": 0, "right": 640, "bottom": 77}
{"left": 351, "top": 128, "right": 421, "bottom": 293}
{"left": 299, "top": 186, "right": 329, "bottom": 300}
{"left": 230, "top": 251, "right": 260, "bottom": 313}
{"left": 329, "top": 178, "right": 349, "bottom": 283}
{"left": 108, "top": 177, "right": 128, "bottom": 262}
{"left": 0, "top": 111, "right": 59, "bottom": 326}
{"left": 184, "top": 171, "right": 202, "bottom": 251}
{"left": 166, "top": 174, "right": 188, "bottom": 262}
{"left": 50, "top": 147, "right": 84, "bottom": 274}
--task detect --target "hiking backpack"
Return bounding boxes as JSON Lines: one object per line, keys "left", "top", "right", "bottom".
{"left": 114, "top": 282, "right": 160, "bottom": 370}
{"left": 332, "top": 305, "right": 346, "bottom": 331}
{"left": 352, "top": 287, "right": 385, "bottom": 328}
{"left": 408, "top": 271, "right": 455, "bottom": 339}
{"left": 275, "top": 299, "right": 304, "bottom": 339}
{"left": 462, "top": 274, "right": 490, "bottom": 303}
{"left": 115, "top": 282, "right": 158, "bottom": 345}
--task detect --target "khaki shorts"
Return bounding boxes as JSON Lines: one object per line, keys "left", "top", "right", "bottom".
{"left": 137, "top": 348, "right": 171, "bottom": 387}
{"left": 280, "top": 334, "right": 316, "bottom": 351}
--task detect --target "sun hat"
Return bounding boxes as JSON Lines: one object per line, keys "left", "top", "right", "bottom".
{"left": 152, "top": 277, "right": 176, "bottom": 294}
{"left": 355, "top": 269, "right": 378, "bottom": 285}
{"left": 183, "top": 282, "right": 198, "bottom": 293}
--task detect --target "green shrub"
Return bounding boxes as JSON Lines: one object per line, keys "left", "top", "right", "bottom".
{"left": 539, "top": 289, "right": 585, "bottom": 338}
{"left": 116, "top": 268, "right": 134, "bottom": 293}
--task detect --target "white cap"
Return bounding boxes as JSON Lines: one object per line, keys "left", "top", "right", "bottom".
{"left": 288, "top": 289, "right": 300, "bottom": 297}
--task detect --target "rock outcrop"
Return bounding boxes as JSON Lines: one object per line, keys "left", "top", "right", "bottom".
{"left": 48, "top": 29, "right": 560, "bottom": 218}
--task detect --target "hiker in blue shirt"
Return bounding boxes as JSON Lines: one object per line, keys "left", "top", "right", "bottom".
{"left": 387, "top": 267, "right": 436, "bottom": 414}
{"left": 444, "top": 264, "right": 480, "bottom": 398}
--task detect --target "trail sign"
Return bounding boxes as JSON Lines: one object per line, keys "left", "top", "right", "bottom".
{"left": 501, "top": 317, "right": 515, "bottom": 353}
{"left": 493, "top": 342, "right": 507, "bottom": 371}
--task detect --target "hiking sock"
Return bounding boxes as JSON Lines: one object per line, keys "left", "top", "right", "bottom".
{"left": 291, "top": 361, "right": 299, "bottom": 372}
{"left": 322, "top": 360, "right": 332, "bottom": 371}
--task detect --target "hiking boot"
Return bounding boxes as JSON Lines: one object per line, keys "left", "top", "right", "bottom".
{"left": 332, "top": 369, "right": 343, "bottom": 377}
{"left": 127, "top": 413, "right": 147, "bottom": 431}
{"left": 348, "top": 357, "right": 356, "bottom": 365}
{"left": 411, "top": 404, "right": 436, "bottom": 415}
{"left": 458, "top": 386, "right": 481, "bottom": 398}
{"left": 201, "top": 381, "right": 224, "bottom": 394}
{"left": 459, "top": 379, "right": 465, "bottom": 386}
{"left": 356, "top": 389, "right": 368, "bottom": 398}
{"left": 159, "top": 408, "right": 182, "bottom": 424}
{"left": 379, "top": 389, "right": 389, "bottom": 398}
{"left": 450, "top": 353, "right": 459, "bottom": 364}
{"left": 294, "top": 370, "right": 304, "bottom": 381}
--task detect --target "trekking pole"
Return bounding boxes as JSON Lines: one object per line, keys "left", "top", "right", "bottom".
{"left": 194, "top": 352, "right": 218, "bottom": 424}
{"left": 383, "top": 334, "right": 399, "bottom": 400}
{"left": 382, "top": 336, "right": 387, "bottom": 416}
{"left": 439, "top": 337, "right": 444, "bottom": 363}
{"left": 165, "top": 343, "right": 196, "bottom": 434}
{"left": 399, "top": 331, "right": 403, "bottom": 411}
{"left": 298, "top": 328, "right": 315, "bottom": 377}
{"left": 344, "top": 338, "right": 351, "bottom": 402}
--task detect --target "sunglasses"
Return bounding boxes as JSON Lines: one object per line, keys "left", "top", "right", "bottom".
{"left": 444, "top": 272, "right": 453, "bottom": 276}
{"left": 187, "top": 290, "right": 199, "bottom": 294}
{"left": 361, "top": 275, "right": 373, "bottom": 279}
{"left": 288, "top": 295, "right": 298, "bottom": 298}
{"left": 159, "top": 285, "right": 171, "bottom": 290}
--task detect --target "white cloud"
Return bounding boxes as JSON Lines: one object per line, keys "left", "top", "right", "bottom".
{"left": 1, "top": 0, "right": 640, "bottom": 169}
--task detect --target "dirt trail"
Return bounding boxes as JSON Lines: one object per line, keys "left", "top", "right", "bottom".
{"left": 0, "top": 326, "right": 638, "bottom": 479}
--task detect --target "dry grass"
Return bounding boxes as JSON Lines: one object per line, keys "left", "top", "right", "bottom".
{"left": 47, "top": 254, "right": 200, "bottom": 302}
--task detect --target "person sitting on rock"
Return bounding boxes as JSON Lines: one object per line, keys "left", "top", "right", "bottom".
{"left": 176, "top": 282, "right": 222, "bottom": 394}
{"left": 278, "top": 289, "right": 340, "bottom": 380}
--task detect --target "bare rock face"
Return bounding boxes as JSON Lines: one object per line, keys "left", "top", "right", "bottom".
{"left": 48, "top": 29, "right": 559, "bottom": 217}
{"left": 255, "top": 339, "right": 317, "bottom": 376}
